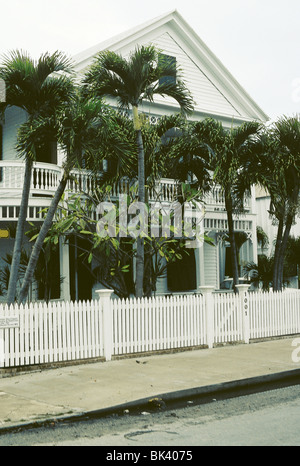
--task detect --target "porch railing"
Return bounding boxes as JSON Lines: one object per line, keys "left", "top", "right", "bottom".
{"left": 0, "top": 161, "right": 252, "bottom": 213}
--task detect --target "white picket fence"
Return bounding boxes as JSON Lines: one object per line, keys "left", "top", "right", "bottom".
{"left": 0, "top": 300, "right": 105, "bottom": 368}
{"left": 111, "top": 294, "right": 207, "bottom": 356}
{"left": 0, "top": 288, "right": 300, "bottom": 369}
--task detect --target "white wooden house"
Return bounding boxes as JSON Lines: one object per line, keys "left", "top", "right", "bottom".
{"left": 0, "top": 10, "right": 269, "bottom": 301}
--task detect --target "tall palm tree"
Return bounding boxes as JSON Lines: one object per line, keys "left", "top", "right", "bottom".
{"left": 214, "top": 121, "right": 263, "bottom": 289}
{"left": 84, "top": 45, "right": 194, "bottom": 297}
{"left": 269, "top": 115, "right": 300, "bottom": 290}
{"left": 0, "top": 50, "right": 74, "bottom": 304}
{"left": 18, "top": 94, "right": 134, "bottom": 304}
{"left": 166, "top": 118, "right": 215, "bottom": 195}
{"left": 169, "top": 117, "right": 263, "bottom": 290}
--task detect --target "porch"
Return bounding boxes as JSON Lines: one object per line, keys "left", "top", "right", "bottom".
{"left": 0, "top": 160, "right": 254, "bottom": 220}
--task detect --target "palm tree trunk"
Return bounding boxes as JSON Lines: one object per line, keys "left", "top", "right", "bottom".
{"left": 277, "top": 219, "right": 293, "bottom": 290}
{"left": 225, "top": 193, "right": 239, "bottom": 291}
{"left": 133, "top": 106, "right": 145, "bottom": 298}
{"left": 7, "top": 159, "right": 33, "bottom": 305}
{"left": 276, "top": 180, "right": 300, "bottom": 291}
{"left": 273, "top": 176, "right": 299, "bottom": 291}
{"left": 18, "top": 173, "right": 69, "bottom": 304}
{"left": 273, "top": 216, "right": 284, "bottom": 291}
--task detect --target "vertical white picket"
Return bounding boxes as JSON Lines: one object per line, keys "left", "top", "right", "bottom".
{"left": 56, "top": 302, "right": 62, "bottom": 362}
{"left": 74, "top": 300, "right": 79, "bottom": 360}
{"left": 92, "top": 300, "right": 98, "bottom": 357}
{"left": 71, "top": 300, "right": 75, "bottom": 360}
{"left": 86, "top": 300, "right": 90, "bottom": 358}
{"left": 145, "top": 297, "right": 149, "bottom": 353}
{"left": 90, "top": 299, "right": 96, "bottom": 358}
{"left": 3, "top": 306, "right": 8, "bottom": 367}
{"left": 118, "top": 298, "right": 123, "bottom": 355}
{"left": 48, "top": 301, "right": 53, "bottom": 363}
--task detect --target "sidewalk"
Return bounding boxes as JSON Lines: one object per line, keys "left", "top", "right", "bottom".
{"left": 0, "top": 337, "right": 300, "bottom": 433}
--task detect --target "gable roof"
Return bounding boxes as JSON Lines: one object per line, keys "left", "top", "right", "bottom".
{"left": 73, "top": 10, "right": 269, "bottom": 124}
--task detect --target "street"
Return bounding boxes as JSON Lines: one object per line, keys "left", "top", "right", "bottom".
{"left": 1, "top": 384, "right": 300, "bottom": 447}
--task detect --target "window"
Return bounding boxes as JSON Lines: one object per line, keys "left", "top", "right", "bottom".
{"left": 36, "top": 141, "right": 57, "bottom": 165}
{"left": 158, "top": 54, "right": 177, "bottom": 86}
{"left": 167, "top": 249, "right": 196, "bottom": 292}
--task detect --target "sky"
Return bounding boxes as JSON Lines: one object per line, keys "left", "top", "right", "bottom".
{"left": 0, "top": 0, "right": 299, "bottom": 121}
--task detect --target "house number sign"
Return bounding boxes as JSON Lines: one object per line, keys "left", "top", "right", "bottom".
{"left": 0, "top": 317, "right": 20, "bottom": 329}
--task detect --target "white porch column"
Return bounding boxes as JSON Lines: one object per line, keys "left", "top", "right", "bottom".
{"left": 194, "top": 247, "right": 201, "bottom": 289}
{"left": 199, "top": 243, "right": 205, "bottom": 287}
{"left": 96, "top": 289, "right": 114, "bottom": 361}
{"left": 59, "top": 237, "right": 71, "bottom": 302}
{"left": 199, "top": 286, "right": 215, "bottom": 349}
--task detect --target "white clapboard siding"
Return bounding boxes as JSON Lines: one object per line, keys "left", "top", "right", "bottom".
{"left": 203, "top": 241, "right": 218, "bottom": 288}
{"left": 149, "top": 32, "right": 241, "bottom": 117}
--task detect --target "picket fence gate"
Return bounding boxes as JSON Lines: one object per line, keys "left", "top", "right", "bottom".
{"left": 0, "top": 286, "right": 300, "bottom": 369}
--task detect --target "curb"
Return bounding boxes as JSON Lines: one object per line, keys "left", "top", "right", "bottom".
{"left": 1, "top": 368, "right": 300, "bottom": 436}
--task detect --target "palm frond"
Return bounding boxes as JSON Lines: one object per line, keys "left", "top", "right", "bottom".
{"left": 84, "top": 44, "right": 194, "bottom": 114}
{"left": 0, "top": 49, "right": 75, "bottom": 115}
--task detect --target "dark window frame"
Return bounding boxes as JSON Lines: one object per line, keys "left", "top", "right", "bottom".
{"left": 158, "top": 53, "right": 177, "bottom": 86}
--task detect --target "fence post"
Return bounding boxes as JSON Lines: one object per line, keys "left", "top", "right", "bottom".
{"left": 199, "top": 286, "right": 215, "bottom": 349}
{"left": 96, "top": 289, "right": 114, "bottom": 361}
{"left": 236, "top": 285, "right": 251, "bottom": 344}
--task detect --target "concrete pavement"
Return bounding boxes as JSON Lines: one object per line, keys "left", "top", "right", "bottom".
{"left": 0, "top": 337, "right": 300, "bottom": 433}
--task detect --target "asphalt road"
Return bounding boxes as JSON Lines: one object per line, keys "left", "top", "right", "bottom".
{"left": 1, "top": 383, "right": 300, "bottom": 447}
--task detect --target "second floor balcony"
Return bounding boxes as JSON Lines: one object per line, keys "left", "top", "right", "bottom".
{"left": 0, "top": 160, "right": 253, "bottom": 223}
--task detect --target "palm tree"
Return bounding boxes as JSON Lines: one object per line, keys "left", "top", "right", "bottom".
{"left": 0, "top": 50, "right": 74, "bottom": 304}
{"left": 18, "top": 94, "right": 134, "bottom": 304}
{"left": 214, "top": 121, "right": 263, "bottom": 289}
{"left": 84, "top": 45, "right": 194, "bottom": 297}
{"left": 244, "top": 255, "right": 274, "bottom": 291}
{"left": 248, "top": 116, "right": 300, "bottom": 291}
{"left": 168, "top": 117, "right": 263, "bottom": 290}
{"left": 270, "top": 115, "right": 300, "bottom": 290}
{"left": 166, "top": 118, "right": 215, "bottom": 195}
{"left": 284, "top": 236, "right": 300, "bottom": 287}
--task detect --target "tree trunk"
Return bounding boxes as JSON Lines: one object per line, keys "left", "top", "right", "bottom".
{"left": 272, "top": 215, "right": 284, "bottom": 291}
{"left": 225, "top": 193, "right": 239, "bottom": 291}
{"left": 277, "top": 218, "right": 293, "bottom": 290}
{"left": 273, "top": 176, "right": 299, "bottom": 291}
{"left": 18, "top": 173, "right": 69, "bottom": 304}
{"left": 7, "top": 159, "right": 33, "bottom": 305}
{"left": 133, "top": 106, "right": 145, "bottom": 298}
{"left": 276, "top": 179, "right": 300, "bottom": 291}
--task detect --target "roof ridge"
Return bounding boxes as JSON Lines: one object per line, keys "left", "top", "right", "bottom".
{"left": 72, "top": 10, "right": 178, "bottom": 64}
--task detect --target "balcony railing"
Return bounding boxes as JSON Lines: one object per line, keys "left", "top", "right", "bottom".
{"left": 0, "top": 161, "right": 252, "bottom": 219}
